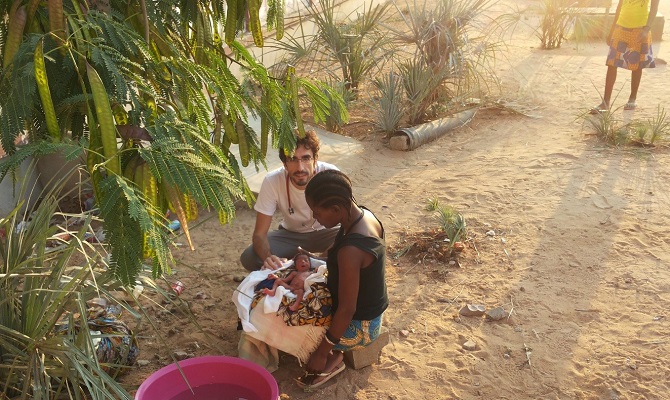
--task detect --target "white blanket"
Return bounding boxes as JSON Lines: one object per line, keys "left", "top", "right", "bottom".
{"left": 232, "top": 258, "right": 327, "bottom": 333}
{"left": 232, "top": 258, "right": 328, "bottom": 367}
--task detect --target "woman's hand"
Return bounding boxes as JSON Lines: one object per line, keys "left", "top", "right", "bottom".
{"left": 639, "top": 26, "right": 651, "bottom": 41}
{"left": 306, "top": 346, "right": 329, "bottom": 373}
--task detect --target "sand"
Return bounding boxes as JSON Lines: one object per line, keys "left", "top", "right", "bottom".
{"left": 122, "top": 1, "right": 670, "bottom": 399}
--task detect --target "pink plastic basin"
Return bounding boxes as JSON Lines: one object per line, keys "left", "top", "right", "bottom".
{"left": 135, "top": 356, "right": 278, "bottom": 400}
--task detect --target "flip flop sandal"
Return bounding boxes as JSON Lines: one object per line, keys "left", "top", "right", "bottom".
{"left": 624, "top": 102, "right": 637, "bottom": 111}
{"left": 589, "top": 106, "right": 608, "bottom": 115}
{"left": 295, "top": 361, "right": 346, "bottom": 389}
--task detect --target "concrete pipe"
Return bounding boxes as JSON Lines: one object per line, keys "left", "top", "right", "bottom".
{"left": 390, "top": 108, "right": 478, "bottom": 151}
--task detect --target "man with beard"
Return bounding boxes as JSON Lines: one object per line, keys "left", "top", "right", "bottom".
{"left": 240, "top": 130, "right": 339, "bottom": 271}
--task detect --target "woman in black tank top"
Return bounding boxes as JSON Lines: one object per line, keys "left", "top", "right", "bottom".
{"left": 298, "top": 170, "right": 388, "bottom": 388}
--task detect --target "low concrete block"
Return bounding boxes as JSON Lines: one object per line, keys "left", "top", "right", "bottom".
{"left": 343, "top": 326, "right": 389, "bottom": 370}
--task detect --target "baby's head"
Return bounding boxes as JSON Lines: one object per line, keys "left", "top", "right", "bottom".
{"left": 293, "top": 254, "right": 311, "bottom": 272}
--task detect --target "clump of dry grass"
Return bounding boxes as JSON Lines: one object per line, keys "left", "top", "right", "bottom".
{"left": 581, "top": 106, "right": 670, "bottom": 147}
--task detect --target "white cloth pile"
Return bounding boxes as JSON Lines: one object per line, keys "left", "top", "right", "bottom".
{"left": 231, "top": 258, "right": 328, "bottom": 371}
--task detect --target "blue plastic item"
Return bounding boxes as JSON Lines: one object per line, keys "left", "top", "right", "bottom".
{"left": 168, "top": 220, "right": 181, "bottom": 231}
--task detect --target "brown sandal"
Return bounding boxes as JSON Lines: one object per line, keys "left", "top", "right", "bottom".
{"left": 295, "top": 361, "right": 345, "bottom": 389}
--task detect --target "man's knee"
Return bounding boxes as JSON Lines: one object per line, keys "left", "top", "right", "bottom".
{"left": 240, "top": 246, "right": 262, "bottom": 271}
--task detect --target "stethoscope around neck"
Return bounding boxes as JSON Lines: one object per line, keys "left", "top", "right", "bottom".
{"left": 286, "top": 174, "right": 295, "bottom": 215}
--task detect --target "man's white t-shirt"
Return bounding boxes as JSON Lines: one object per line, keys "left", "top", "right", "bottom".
{"left": 254, "top": 161, "right": 338, "bottom": 233}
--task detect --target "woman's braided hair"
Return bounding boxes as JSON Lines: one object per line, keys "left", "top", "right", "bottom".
{"left": 305, "top": 169, "right": 353, "bottom": 210}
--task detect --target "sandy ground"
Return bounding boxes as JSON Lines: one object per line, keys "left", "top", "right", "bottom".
{"left": 121, "top": 1, "right": 670, "bottom": 399}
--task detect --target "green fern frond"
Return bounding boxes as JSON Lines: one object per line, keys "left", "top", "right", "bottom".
{"left": 90, "top": 46, "right": 134, "bottom": 100}
{"left": 0, "top": 36, "right": 41, "bottom": 154}
{"left": 300, "top": 78, "right": 349, "bottom": 126}
{"left": 275, "top": 101, "right": 297, "bottom": 152}
{"left": 139, "top": 131, "right": 243, "bottom": 213}
{"left": 87, "top": 10, "right": 151, "bottom": 60}
{"left": 97, "top": 175, "right": 148, "bottom": 284}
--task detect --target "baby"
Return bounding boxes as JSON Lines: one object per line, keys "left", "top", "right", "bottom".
{"left": 262, "top": 253, "right": 313, "bottom": 311}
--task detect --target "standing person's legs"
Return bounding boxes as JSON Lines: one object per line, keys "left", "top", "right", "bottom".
{"left": 593, "top": 24, "right": 623, "bottom": 113}
{"left": 628, "top": 68, "right": 643, "bottom": 106}
{"left": 602, "top": 65, "right": 618, "bottom": 108}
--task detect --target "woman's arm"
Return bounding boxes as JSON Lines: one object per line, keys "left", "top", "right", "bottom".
{"left": 607, "top": 0, "right": 624, "bottom": 44}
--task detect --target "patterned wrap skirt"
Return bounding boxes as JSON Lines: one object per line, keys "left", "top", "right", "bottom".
{"left": 606, "top": 25, "right": 656, "bottom": 71}
{"left": 334, "top": 314, "right": 383, "bottom": 352}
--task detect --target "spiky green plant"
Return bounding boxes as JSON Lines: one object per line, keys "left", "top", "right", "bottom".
{"left": 0, "top": 170, "right": 136, "bottom": 399}
{"left": 371, "top": 70, "right": 405, "bottom": 134}
{"left": 426, "top": 198, "right": 467, "bottom": 250}
{"left": 399, "top": 59, "right": 448, "bottom": 125}
{"left": 385, "top": 0, "right": 499, "bottom": 126}
{"left": 630, "top": 121, "right": 649, "bottom": 143}
{"left": 582, "top": 104, "right": 670, "bottom": 146}
{"left": 425, "top": 197, "right": 440, "bottom": 212}
{"left": 318, "top": 80, "right": 352, "bottom": 133}
{"left": 391, "top": 0, "right": 494, "bottom": 71}
{"left": 304, "top": 0, "right": 391, "bottom": 95}
{"left": 581, "top": 108, "right": 620, "bottom": 143}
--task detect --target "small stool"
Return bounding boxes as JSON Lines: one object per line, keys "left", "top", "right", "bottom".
{"left": 342, "top": 326, "right": 389, "bottom": 370}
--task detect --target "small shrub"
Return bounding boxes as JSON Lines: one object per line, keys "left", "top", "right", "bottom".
{"left": 583, "top": 108, "right": 619, "bottom": 142}
{"left": 385, "top": 0, "right": 500, "bottom": 127}
{"left": 426, "top": 198, "right": 467, "bottom": 249}
{"left": 307, "top": 0, "right": 391, "bottom": 95}
{"left": 538, "top": 0, "right": 577, "bottom": 49}
{"left": 371, "top": 71, "right": 406, "bottom": 134}
{"left": 400, "top": 59, "right": 447, "bottom": 125}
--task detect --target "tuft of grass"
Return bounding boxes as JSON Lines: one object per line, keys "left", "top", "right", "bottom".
{"left": 647, "top": 105, "right": 670, "bottom": 144}
{"left": 425, "top": 197, "right": 440, "bottom": 212}
{"left": 581, "top": 108, "right": 619, "bottom": 142}
{"left": 425, "top": 198, "right": 467, "bottom": 248}
{"left": 580, "top": 106, "right": 670, "bottom": 147}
